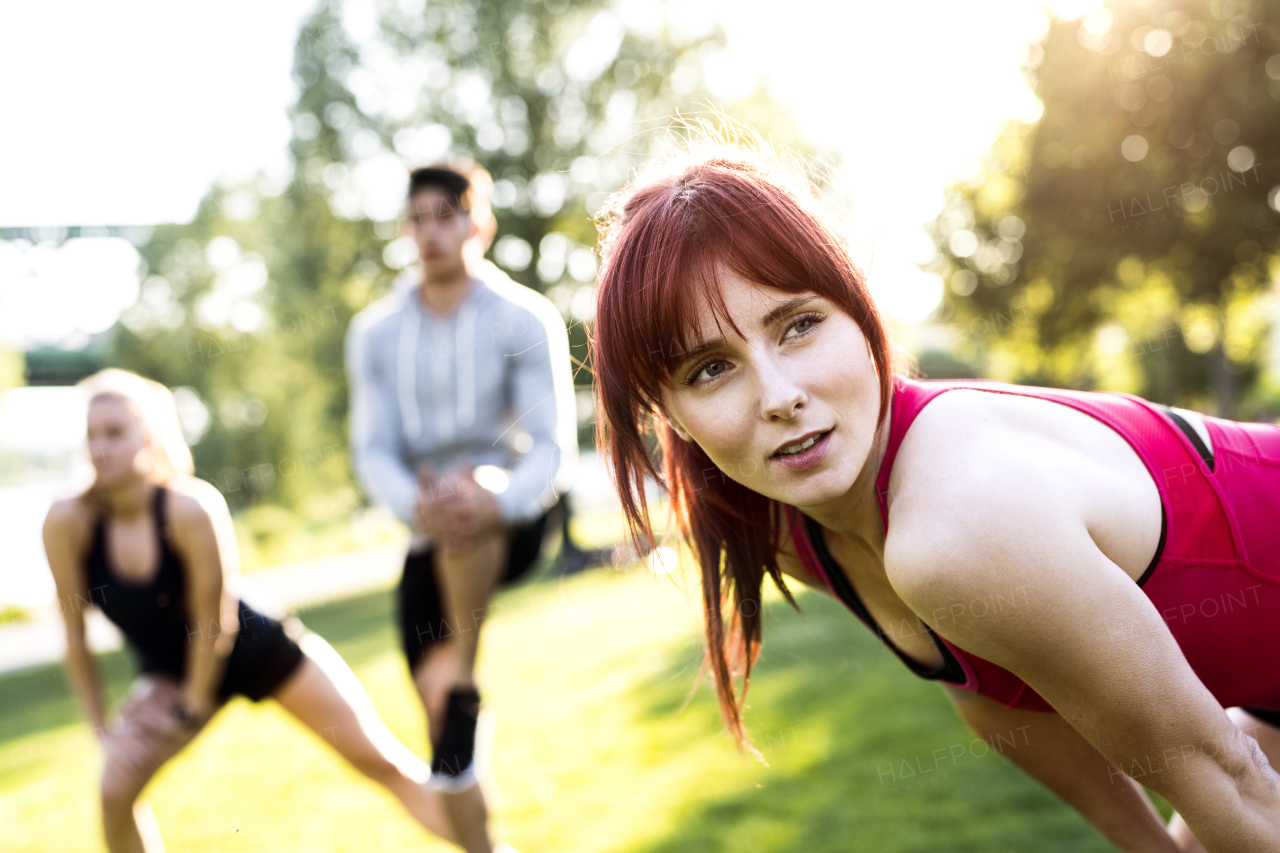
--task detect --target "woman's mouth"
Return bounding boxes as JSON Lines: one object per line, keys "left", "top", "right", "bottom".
{"left": 770, "top": 429, "right": 832, "bottom": 471}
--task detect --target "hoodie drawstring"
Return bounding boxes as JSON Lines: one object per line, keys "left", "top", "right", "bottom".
{"left": 400, "top": 279, "right": 479, "bottom": 445}
{"left": 398, "top": 300, "right": 422, "bottom": 441}
{"left": 456, "top": 302, "right": 477, "bottom": 429}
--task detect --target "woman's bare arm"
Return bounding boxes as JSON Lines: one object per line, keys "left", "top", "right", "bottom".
{"left": 889, "top": 476, "right": 1280, "bottom": 853}
{"left": 166, "top": 485, "right": 237, "bottom": 718}
{"left": 943, "top": 685, "right": 1178, "bottom": 853}
{"left": 42, "top": 500, "right": 106, "bottom": 736}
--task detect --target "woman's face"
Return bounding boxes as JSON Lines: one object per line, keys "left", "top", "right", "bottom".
{"left": 659, "top": 270, "right": 882, "bottom": 510}
{"left": 86, "top": 395, "right": 153, "bottom": 487}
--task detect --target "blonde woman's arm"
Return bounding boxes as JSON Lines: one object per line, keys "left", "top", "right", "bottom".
{"left": 43, "top": 499, "right": 107, "bottom": 737}
{"left": 167, "top": 486, "right": 239, "bottom": 721}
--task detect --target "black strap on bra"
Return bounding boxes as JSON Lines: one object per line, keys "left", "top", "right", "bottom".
{"left": 1136, "top": 509, "right": 1167, "bottom": 588}
{"left": 1158, "top": 405, "right": 1215, "bottom": 472}
{"left": 802, "top": 514, "right": 968, "bottom": 684}
{"left": 1128, "top": 404, "right": 1207, "bottom": 588}
{"left": 152, "top": 484, "right": 171, "bottom": 542}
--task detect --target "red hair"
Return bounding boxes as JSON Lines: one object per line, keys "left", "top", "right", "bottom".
{"left": 590, "top": 141, "right": 896, "bottom": 748}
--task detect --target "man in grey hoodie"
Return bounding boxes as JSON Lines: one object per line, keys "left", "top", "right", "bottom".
{"left": 345, "top": 159, "right": 575, "bottom": 853}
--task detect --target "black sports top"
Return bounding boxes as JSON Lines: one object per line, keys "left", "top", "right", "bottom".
{"left": 802, "top": 506, "right": 1169, "bottom": 686}
{"left": 803, "top": 513, "right": 969, "bottom": 684}
{"left": 86, "top": 485, "right": 192, "bottom": 677}
{"left": 84, "top": 485, "right": 303, "bottom": 701}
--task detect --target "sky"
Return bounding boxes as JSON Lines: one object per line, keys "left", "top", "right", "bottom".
{"left": 0, "top": 0, "right": 316, "bottom": 226}
{"left": 0, "top": 0, "right": 1103, "bottom": 345}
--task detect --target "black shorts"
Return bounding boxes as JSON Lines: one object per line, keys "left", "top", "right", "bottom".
{"left": 218, "top": 602, "right": 306, "bottom": 701}
{"left": 139, "top": 601, "right": 305, "bottom": 703}
{"left": 397, "top": 509, "right": 553, "bottom": 671}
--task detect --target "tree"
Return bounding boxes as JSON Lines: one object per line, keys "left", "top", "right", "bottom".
{"left": 931, "top": 0, "right": 1280, "bottom": 418}
{"left": 108, "top": 0, "right": 799, "bottom": 550}
{"left": 296, "top": 0, "right": 737, "bottom": 448}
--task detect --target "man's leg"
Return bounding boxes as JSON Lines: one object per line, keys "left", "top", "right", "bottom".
{"left": 435, "top": 527, "right": 510, "bottom": 686}
{"left": 411, "top": 644, "right": 492, "bottom": 851}
{"left": 412, "top": 515, "right": 551, "bottom": 847}
{"left": 398, "top": 538, "right": 504, "bottom": 850}
{"left": 427, "top": 525, "right": 510, "bottom": 822}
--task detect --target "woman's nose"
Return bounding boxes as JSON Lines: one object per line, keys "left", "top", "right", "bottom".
{"left": 756, "top": 356, "right": 805, "bottom": 421}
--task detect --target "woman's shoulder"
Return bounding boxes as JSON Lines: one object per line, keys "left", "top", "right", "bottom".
{"left": 885, "top": 388, "right": 1102, "bottom": 557}
{"left": 892, "top": 386, "right": 1054, "bottom": 477}
{"left": 889, "top": 381, "right": 1165, "bottom": 559}
{"left": 893, "top": 384, "right": 1128, "bottom": 488}
{"left": 162, "top": 477, "right": 228, "bottom": 528}
{"left": 44, "top": 493, "right": 94, "bottom": 540}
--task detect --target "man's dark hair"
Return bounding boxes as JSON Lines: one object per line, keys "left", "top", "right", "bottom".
{"left": 407, "top": 157, "right": 493, "bottom": 220}
{"left": 408, "top": 167, "right": 470, "bottom": 207}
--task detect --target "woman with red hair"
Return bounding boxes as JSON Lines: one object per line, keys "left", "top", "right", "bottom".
{"left": 590, "top": 141, "right": 1280, "bottom": 853}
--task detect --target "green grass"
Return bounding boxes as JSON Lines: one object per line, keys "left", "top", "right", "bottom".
{"left": 231, "top": 498, "right": 658, "bottom": 575}
{"left": 1, "top": 561, "right": 1128, "bottom": 852}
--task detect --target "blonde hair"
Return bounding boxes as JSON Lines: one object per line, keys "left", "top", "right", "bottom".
{"left": 77, "top": 368, "right": 195, "bottom": 487}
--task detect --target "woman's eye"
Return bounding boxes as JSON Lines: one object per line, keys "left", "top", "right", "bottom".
{"left": 785, "top": 314, "right": 822, "bottom": 338}
{"left": 687, "top": 358, "right": 728, "bottom": 385}
{"left": 694, "top": 360, "right": 726, "bottom": 382}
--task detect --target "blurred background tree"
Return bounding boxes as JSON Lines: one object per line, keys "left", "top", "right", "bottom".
{"left": 930, "top": 0, "right": 1280, "bottom": 419}
{"left": 106, "top": 0, "right": 808, "bottom": 564}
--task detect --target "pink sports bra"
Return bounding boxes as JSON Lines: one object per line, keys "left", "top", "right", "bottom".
{"left": 786, "top": 375, "right": 1280, "bottom": 713}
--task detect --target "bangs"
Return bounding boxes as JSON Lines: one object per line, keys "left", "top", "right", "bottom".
{"left": 596, "top": 151, "right": 862, "bottom": 407}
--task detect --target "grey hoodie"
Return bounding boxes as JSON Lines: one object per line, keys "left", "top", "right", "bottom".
{"left": 345, "top": 260, "right": 578, "bottom": 550}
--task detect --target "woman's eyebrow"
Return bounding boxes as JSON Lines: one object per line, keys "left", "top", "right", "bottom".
{"left": 675, "top": 297, "right": 818, "bottom": 371}
{"left": 760, "top": 296, "right": 816, "bottom": 328}
{"left": 674, "top": 339, "right": 723, "bottom": 372}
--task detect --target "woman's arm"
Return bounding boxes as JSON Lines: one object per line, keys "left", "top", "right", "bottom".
{"left": 42, "top": 501, "right": 106, "bottom": 736}
{"left": 943, "top": 685, "right": 1178, "bottom": 853}
{"left": 888, "top": 476, "right": 1280, "bottom": 853}
{"left": 167, "top": 486, "right": 238, "bottom": 721}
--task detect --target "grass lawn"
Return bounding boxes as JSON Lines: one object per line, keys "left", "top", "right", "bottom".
{"left": 1, "top": 557, "right": 1146, "bottom": 852}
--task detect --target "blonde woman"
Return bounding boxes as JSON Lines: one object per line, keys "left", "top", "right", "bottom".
{"left": 42, "top": 369, "right": 500, "bottom": 853}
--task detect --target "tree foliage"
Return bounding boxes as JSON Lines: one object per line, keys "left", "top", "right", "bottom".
{"left": 108, "top": 0, "right": 794, "bottom": 548}
{"left": 932, "top": 0, "right": 1280, "bottom": 417}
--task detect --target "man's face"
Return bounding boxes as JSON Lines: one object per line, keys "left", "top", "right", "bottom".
{"left": 407, "top": 186, "right": 476, "bottom": 283}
